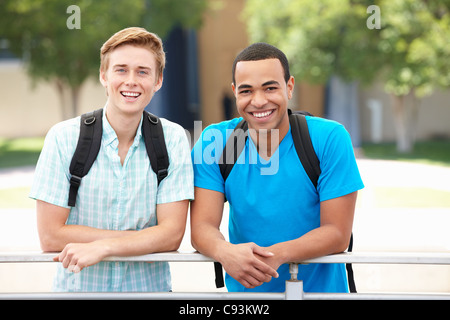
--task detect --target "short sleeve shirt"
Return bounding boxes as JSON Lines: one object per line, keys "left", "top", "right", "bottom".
{"left": 192, "top": 116, "right": 364, "bottom": 293}
{"left": 30, "top": 110, "right": 194, "bottom": 292}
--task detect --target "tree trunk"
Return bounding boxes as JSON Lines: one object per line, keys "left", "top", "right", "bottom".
{"left": 70, "top": 84, "right": 81, "bottom": 119}
{"left": 54, "top": 79, "right": 81, "bottom": 120}
{"left": 408, "top": 89, "right": 420, "bottom": 146}
{"left": 390, "top": 93, "right": 414, "bottom": 153}
{"left": 55, "top": 79, "right": 69, "bottom": 120}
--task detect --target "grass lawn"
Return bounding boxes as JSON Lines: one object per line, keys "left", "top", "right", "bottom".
{"left": 1, "top": 137, "right": 450, "bottom": 209}
{"left": 361, "top": 140, "right": 450, "bottom": 167}
{"left": 0, "top": 137, "right": 44, "bottom": 169}
{"left": 1, "top": 137, "right": 449, "bottom": 169}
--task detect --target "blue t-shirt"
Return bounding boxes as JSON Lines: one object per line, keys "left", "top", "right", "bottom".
{"left": 191, "top": 116, "right": 364, "bottom": 292}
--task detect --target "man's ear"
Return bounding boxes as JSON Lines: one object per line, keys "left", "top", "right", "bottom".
{"left": 154, "top": 73, "right": 164, "bottom": 92}
{"left": 287, "top": 76, "right": 295, "bottom": 100}
{"left": 99, "top": 69, "right": 107, "bottom": 88}
{"left": 231, "top": 82, "right": 236, "bottom": 96}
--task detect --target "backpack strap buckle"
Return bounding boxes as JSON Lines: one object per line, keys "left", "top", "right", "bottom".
{"left": 69, "top": 175, "right": 82, "bottom": 187}
{"left": 157, "top": 168, "right": 168, "bottom": 184}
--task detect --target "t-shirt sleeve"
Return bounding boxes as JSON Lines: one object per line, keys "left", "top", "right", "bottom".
{"left": 29, "top": 121, "right": 77, "bottom": 209}
{"left": 313, "top": 120, "right": 364, "bottom": 202}
{"left": 191, "top": 123, "right": 232, "bottom": 194}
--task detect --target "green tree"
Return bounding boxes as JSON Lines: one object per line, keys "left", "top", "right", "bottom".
{"left": 244, "top": 0, "right": 450, "bottom": 152}
{"left": 0, "top": 0, "right": 208, "bottom": 119}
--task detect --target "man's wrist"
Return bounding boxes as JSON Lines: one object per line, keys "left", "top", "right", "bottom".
{"left": 213, "top": 240, "right": 233, "bottom": 264}
{"left": 268, "top": 243, "right": 291, "bottom": 265}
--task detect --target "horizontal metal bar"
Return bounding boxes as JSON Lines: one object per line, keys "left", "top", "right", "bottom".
{"left": 2, "top": 251, "right": 449, "bottom": 300}
{"left": 0, "top": 251, "right": 214, "bottom": 263}
{"left": 1, "top": 251, "right": 450, "bottom": 265}
{"left": 0, "top": 291, "right": 449, "bottom": 300}
{"left": 304, "top": 292, "right": 450, "bottom": 300}
{"left": 301, "top": 251, "right": 450, "bottom": 265}
{"left": 0, "top": 292, "right": 285, "bottom": 300}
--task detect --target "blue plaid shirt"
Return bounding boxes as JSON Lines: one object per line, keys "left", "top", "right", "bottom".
{"left": 30, "top": 109, "right": 194, "bottom": 292}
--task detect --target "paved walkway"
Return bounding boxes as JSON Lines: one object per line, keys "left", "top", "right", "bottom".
{"left": 0, "top": 159, "right": 449, "bottom": 293}
{"left": 0, "top": 166, "right": 35, "bottom": 190}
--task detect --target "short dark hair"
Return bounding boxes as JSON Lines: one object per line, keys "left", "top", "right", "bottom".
{"left": 232, "top": 42, "right": 291, "bottom": 85}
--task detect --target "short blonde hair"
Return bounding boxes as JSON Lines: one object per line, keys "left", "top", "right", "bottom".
{"left": 100, "top": 27, "right": 165, "bottom": 79}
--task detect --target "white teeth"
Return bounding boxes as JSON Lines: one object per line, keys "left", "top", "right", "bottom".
{"left": 122, "top": 91, "right": 140, "bottom": 97}
{"left": 253, "top": 110, "right": 273, "bottom": 118}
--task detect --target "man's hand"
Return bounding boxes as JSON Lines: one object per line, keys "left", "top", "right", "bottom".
{"left": 254, "top": 244, "right": 285, "bottom": 274}
{"left": 53, "top": 241, "right": 109, "bottom": 273}
{"left": 218, "top": 242, "right": 279, "bottom": 289}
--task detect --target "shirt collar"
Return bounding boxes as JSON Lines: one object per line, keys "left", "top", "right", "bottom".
{"left": 102, "top": 106, "right": 144, "bottom": 148}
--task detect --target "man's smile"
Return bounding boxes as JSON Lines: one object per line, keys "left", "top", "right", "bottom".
{"left": 250, "top": 109, "right": 274, "bottom": 119}
{"left": 120, "top": 91, "right": 141, "bottom": 99}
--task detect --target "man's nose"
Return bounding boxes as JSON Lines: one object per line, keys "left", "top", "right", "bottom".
{"left": 125, "top": 72, "right": 137, "bottom": 86}
{"left": 251, "top": 90, "right": 268, "bottom": 108}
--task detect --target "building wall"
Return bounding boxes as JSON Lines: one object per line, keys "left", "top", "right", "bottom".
{"left": 196, "top": 0, "right": 249, "bottom": 127}
{"left": 0, "top": 60, "right": 105, "bottom": 138}
{"left": 0, "top": 0, "right": 449, "bottom": 141}
{"left": 359, "top": 81, "right": 450, "bottom": 143}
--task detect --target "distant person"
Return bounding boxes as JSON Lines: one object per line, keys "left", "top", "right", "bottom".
{"left": 190, "top": 43, "right": 364, "bottom": 292}
{"left": 222, "top": 92, "right": 233, "bottom": 120}
{"left": 29, "top": 27, "right": 193, "bottom": 292}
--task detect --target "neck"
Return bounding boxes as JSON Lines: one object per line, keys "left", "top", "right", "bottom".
{"left": 249, "top": 130, "right": 279, "bottom": 160}
{"left": 105, "top": 106, "right": 142, "bottom": 165}
{"left": 249, "top": 116, "right": 289, "bottom": 160}
{"left": 105, "top": 106, "right": 141, "bottom": 143}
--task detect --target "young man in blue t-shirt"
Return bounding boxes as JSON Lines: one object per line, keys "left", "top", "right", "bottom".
{"left": 190, "top": 43, "right": 364, "bottom": 292}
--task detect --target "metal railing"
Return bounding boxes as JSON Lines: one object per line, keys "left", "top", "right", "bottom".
{"left": 1, "top": 251, "right": 450, "bottom": 300}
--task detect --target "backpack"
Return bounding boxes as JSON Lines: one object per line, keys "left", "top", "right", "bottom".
{"left": 68, "top": 108, "right": 169, "bottom": 207}
{"left": 214, "top": 109, "right": 356, "bottom": 292}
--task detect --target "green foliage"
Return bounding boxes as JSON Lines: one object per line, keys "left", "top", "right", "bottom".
{"left": 243, "top": 0, "right": 450, "bottom": 97}
{"left": 379, "top": 0, "right": 450, "bottom": 97}
{"left": 0, "top": 0, "right": 208, "bottom": 90}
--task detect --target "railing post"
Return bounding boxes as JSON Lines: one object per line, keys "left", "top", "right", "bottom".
{"left": 285, "top": 263, "right": 303, "bottom": 300}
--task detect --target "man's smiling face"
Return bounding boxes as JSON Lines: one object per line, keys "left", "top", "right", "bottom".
{"left": 100, "top": 44, "right": 162, "bottom": 116}
{"left": 232, "top": 58, "right": 294, "bottom": 137}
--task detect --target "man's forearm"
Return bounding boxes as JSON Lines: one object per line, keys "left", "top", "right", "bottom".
{"left": 100, "top": 223, "right": 185, "bottom": 258}
{"left": 268, "top": 192, "right": 357, "bottom": 265}
{"left": 40, "top": 224, "right": 134, "bottom": 252}
{"left": 191, "top": 223, "right": 229, "bottom": 262}
{"left": 266, "top": 224, "right": 351, "bottom": 266}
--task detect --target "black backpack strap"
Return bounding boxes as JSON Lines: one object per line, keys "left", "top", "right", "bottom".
{"left": 215, "top": 119, "right": 248, "bottom": 288}
{"left": 289, "top": 109, "right": 321, "bottom": 188}
{"left": 219, "top": 119, "right": 248, "bottom": 182}
{"left": 68, "top": 108, "right": 103, "bottom": 207}
{"left": 214, "top": 261, "right": 225, "bottom": 288}
{"left": 141, "top": 110, "right": 169, "bottom": 185}
{"left": 289, "top": 109, "right": 356, "bottom": 292}
{"left": 68, "top": 109, "right": 169, "bottom": 206}
{"left": 346, "top": 233, "right": 357, "bottom": 293}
